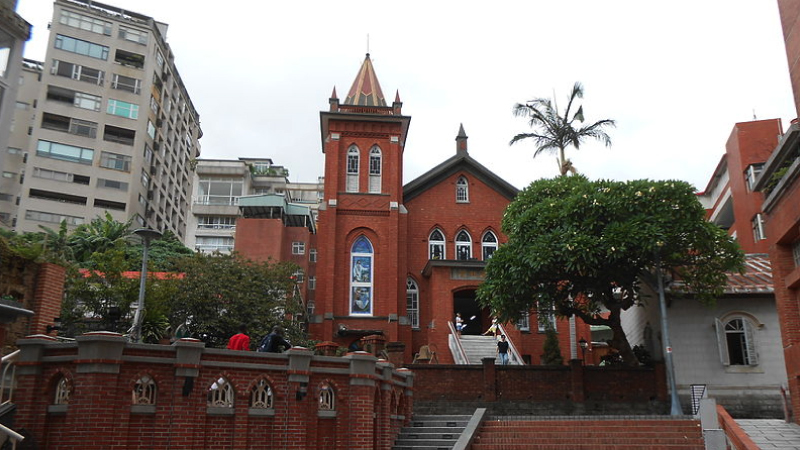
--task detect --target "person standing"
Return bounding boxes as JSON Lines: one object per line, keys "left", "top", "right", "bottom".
{"left": 455, "top": 313, "right": 464, "bottom": 337}
{"left": 227, "top": 324, "right": 250, "bottom": 351}
{"left": 483, "top": 318, "right": 499, "bottom": 337}
{"left": 258, "top": 325, "right": 292, "bottom": 353}
{"left": 497, "top": 334, "right": 510, "bottom": 365}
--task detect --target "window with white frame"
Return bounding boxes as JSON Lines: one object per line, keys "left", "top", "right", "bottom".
{"left": 197, "top": 216, "right": 236, "bottom": 230}
{"left": 752, "top": 213, "right": 766, "bottom": 241}
{"left": 537, "top": 303, "right": 557, "bottom": 332}
{"left": 293, "top": 270, "right": 304, "bottom": 284}
{"left": 350, "top": 236, "right": 373, "bottom": 315}
{"left": 132, "top": 375, "right": 156, "bottom": 405}
{"left": 292, "top": 241, "right": 306, "bottom": 255}
{"left": 207, "top": 377, "right": 233, "bottom": 408}
{"left": 195, "top": 236, "right": 234, "bottom": 253}
{"left": 793, "top": 239, "right": 800, "bottom": 268}
{"left": 118, "top": 25, "right": 148, "bottom": 45}
{"left": 51, "top": 60, "right": 104, "bottom": 85}
{"left": 429, "top": 229, "right": 445, "bottom": 260}
{"left": 196, "top": 178, "right": 243, "bottom": 206}
{"left": 308, "top": 276, "right": 316, "bottom": 291}
{"left": 456, "top": 176, "right": 469, "bottom": 203}
{"left": 406, "top": 278, "right": 419, "bottom": 329}
{"left": 100, "top": 151, "right": 131, "bottom": 172}
{"left": 36, "top": 140, "right": 94, "bottom": 165}
{"left": 318, "top": 384, "right": 335, "bottom": 411}
{"left": 745, "top": 163, "right": 765, "bottom": 191}
{"left": 55, "top": 34, "right": 109, "bottom": 60}
{"left": 455, "top": 230, "right": 472, "bottom": 260}
{"left": 482, "top": 231, "right": 498, "bottom": 260}
{"left": 346, "top": 146, "right": 359, "bottom": 193}
{"left": 250, "top": 379, "right": 273, "bottom": 409}
{"left": 715, "top": 316, "right": 759, "bottom": 366}
{"left": 369, "top": 146, "right": 381, "bottom": 193}
{"left": 59, "top": 10, "right": 112, "bottom": 35}
{"left": 309, "top": 248, "right": 317, "bottom": 263}
{"left": 517, "top": 311, "right": 530, "bottom": 331}
{"left": 112, "top": 74, "right": 141, "bottom": 94}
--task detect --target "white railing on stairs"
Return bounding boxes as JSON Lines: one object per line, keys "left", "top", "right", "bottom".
{"left": 448, "top": 321, "right": 469, "bottom": 364}
{"left": 0, "top": 350, "right": 24, "bottom": 448}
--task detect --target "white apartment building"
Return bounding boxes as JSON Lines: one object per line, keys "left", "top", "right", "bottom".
{"left": 2, "top": 0, "right": 201, "bottom": 239}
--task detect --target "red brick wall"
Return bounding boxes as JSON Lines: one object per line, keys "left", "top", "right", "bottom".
{"left": 29, "top": 263, "right": 66, "bottom": 336}
{"left": 779, "top": 0, "right": 800, "bottom": 119}
{"left": 14, "top": 336, "right": 413, "bottom": 450}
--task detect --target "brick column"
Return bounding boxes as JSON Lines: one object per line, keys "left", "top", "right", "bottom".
{"left": 14, "top": 335, "right": 57, "bottom": 444}
{"left": 346, "top": 352, "right": 378, "bottom": 449}
{"left": 385, "top": 341, "right": 405, "bottom": 366}
{"left": 481, "top": 357, "right": 497, "bottom": 401}
{"left": 570, "top": 359, "right": 585, "bottom": 402}
{"left": 283, "top": 347, "right": 313, "bottom": 449}
{"left": 29, "top": 263, "right": 66, "bottom": 335}
{"left": 171, "top": 338, "right": 206, "bottom": 449}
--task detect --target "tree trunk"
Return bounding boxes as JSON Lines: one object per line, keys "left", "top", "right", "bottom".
{"left": 607, "top": 307, "right": 638, "bottom": 367}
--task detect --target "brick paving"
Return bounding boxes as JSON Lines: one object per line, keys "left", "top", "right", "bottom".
{"left": 736, "top": 419, "right": 800, "bottom": 449}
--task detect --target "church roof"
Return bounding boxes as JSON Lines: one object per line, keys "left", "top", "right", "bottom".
{"left": 344, "top": 54, "right": 387, "bottom": 107}
{"left": 403, "top": 143, "right": 519, "bottom": 203}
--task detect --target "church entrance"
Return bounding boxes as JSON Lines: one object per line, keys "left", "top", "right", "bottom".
{"left": 453, "top": 289, "right": 489, "bottom": 335}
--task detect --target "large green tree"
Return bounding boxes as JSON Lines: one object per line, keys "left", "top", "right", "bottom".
{"left": 477, "top": 175, "right": 743, "bottom": 366}
{"left": 510, "top": 82, "right": 615, "bottom": 176}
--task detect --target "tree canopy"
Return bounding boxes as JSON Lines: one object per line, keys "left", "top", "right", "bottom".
{"left": 510, "top": 82, "right": 615, "bottom": 176}
{"left": 477, "top": 175, "right": 744, "bottom": 365}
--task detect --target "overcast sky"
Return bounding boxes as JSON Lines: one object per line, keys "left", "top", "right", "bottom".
{"left": 15, "top": 1, "right": 796, "bottom": 191}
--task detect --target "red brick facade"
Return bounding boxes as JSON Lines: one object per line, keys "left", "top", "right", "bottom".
{"left": 14, "top": 333, "right": 413, "bottom": 449}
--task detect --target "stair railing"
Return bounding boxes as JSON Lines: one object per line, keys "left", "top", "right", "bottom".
{"left": 0, "top": 423, "right": 24, "bottom": 449}
{"left": 495, "top": 323, "right": 524, "bottom": 365}
{"left": 447, "top": 321, "right": 469, "bottom": 364}
{"left": 0, "top": 350, "right": 19, "bottom": 405}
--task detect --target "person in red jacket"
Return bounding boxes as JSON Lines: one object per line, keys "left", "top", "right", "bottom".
{"left": 227, "top": 324, "right": 250, "bottom": 351}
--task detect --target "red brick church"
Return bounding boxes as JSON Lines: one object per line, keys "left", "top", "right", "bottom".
{"left": 292, "top": 54, "right": 584, "bottom": 364}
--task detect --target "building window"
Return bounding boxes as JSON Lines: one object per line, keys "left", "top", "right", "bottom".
{"left": 537, "top": 304, "right": 557, "bottom": 332}
{"left": 292, "top": 270, "right": 305, "bottom": 284}
{"left": 118, "top": 25, "right": 148, "bottom": 45}
{"left": 745, "top": 163, "right": 764, "bottom": 191}
{"left": 207, "top": 377, "right": 233, "bottom": 408}
{"left": 141, "top": 170, "right": 150, "bottom": 188}
{"left": 98, "top": 178, "right": 129, "bottom": 191}
{"left": 51, "top": 60, "right": 104, "bottom": 85}
{"left": 112, "top": 74, "right": 142, "bottom": 94}
{"left": 195, "top": 236, "right": 235, "bottom": 253}
{"left": 100, "top": 151, "right": 132, "bottom": 172}
{"left": 107, "top": 99, "right": 139, "bottom": 119}
{"left": 196, "top": 178, "right": 243, "bottom": 206}
{"left": 406, "top": 278, "right": 419, "bottom": 329}
{"left": 25, "top": 210, "right": 83, "bottom": 226}
{"left": 318, "top": 384, "right": 335, "bottom": 411}
{"left": 197, "top": 216, "right": 236, "bottom": 230}
{"left": 517, "top": 311, "right": 531, "bottom": 332}
{"left": 292, "top": 241, "right": 306, "bottom": 255}
{"left": 308, "top": 276, "right": 316, "bottom": 291}
{"left": 36, "top": 140, "right": 94, "bottom": 165}
{"left": 47, "top": 86, "right": 102, "bottom": 111}
{"left": 350, "top": 236, "right": 373, "bottom": 315}
{"left": 54, "top": 34, "right": 109, "bottom": 60}
{"left": 132, "top": 375, "right": 157, "bottom": 405}
{"left": 456, "top": 176, "right": 469, "bottom": 203}
{"left": 369, "top": 146, "right": 381, "bottom": 193}
{"left": 482, "top": 231, "right": 498, "bottom": 260}
{"left": 752, "top": 213, "right": 766, "bottom": 242}
{"left": 54, "top": 376, "right": 72, "bottom": 405}
{"left": 346, "top": 146, "right": 359, "bottom": 193}
{"left": 250, "top": 379, "right": 273, "bottom": 409}
{"left": 309, "top": 248, "right": 317, "bottom": 263}
{"left": 716, "top": 316, "right": 759, "bottom": 366}
{"left": 114, "top": 49, "right": 145, "bottom": 69}
{"left": 58, "top": 10, "right": 112, "bottom": 35}
{"left": 455, "top": 230, "right": 472, "bottom": 260}
{"left": 793, "top": 239, "right": 800, "bottom": 268}
{"left": 429, "top": 229, "right": 445, "bottom": 260}
{"left": 147, "top": 120, "right": 156, "bottom": 139}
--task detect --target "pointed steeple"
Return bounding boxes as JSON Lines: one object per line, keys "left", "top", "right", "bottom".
{"left": 344, "top": 53, "right": 387, "bottom": 107}
{"left": 456, "top": 123, "right": 468, "bottom": 154}
{"left": 329, "top": 86, "right": 339, "bottom": 112}
{"left": 392, "top": 90, "right": 403, "bottom": 115}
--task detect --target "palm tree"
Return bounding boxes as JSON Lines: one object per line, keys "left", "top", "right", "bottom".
{"left": 510, "top": 82, "right": 615, "bottom": 176}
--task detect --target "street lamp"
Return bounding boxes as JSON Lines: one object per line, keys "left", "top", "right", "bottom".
{"left": 579, "top": 337, "right": 588, "bottom": 364}
{"left": 130, "top": 228, "right": 161, "bottom": 343}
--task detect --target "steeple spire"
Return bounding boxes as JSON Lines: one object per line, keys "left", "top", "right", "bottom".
{"left": 344, "top": 54, "right": 387, "bottom": 107}
{"left": 456, "top": 123, "right": 468, "bottom": 154}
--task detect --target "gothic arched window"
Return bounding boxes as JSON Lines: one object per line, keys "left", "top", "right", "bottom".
{"left": 482, "top": 231, "right": 498, "bottom": 260}
{"left": 346, "top": 146, "right": 359, "bottom": 193}
{"left": 716, "top": 316, "right": 759, "bottom": 366}
{"left": 406, "top": 278, "right": 419, "bottom": 329}
{"left": 456, "top": 230, "right": 472, "bottom": 260}
{"left": 350, "top": 236, "right": 374, "bottom": 315}
{"left": 456, "top": 176, "right": 469, "bottom": 203}
{"left": 369, "top": 146, "right": 382, "bottom": 193}
{"left": 429, "top": 229, "right": 445, "bottom": 260}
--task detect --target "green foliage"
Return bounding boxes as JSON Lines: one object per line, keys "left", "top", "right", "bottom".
{"left": 124, "top": 230, "right": 193, "bottom": 271}
{"left": 540, "top": 327, "right": 563, "bottom": 365}
{"left": 168, "top": 252, "right": 305, "bottom": 349}
{"left": 69, "top": 212, "right": 133, "bottom": 264}
{"left": 511, "top": 82, "right": 615, "bottom": 176}
{"left": 478, "top": 175, "right": 744, "bottom": 365}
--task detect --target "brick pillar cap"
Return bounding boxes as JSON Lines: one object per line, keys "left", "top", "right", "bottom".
{"left": 20, "top": 334, "right": 58, "bottom": 342}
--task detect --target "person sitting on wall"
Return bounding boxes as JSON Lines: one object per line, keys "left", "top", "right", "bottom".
{"left": 227, "top": 324, "right": 250, "bottom": 351}
{"left": 258, "top": 326, "right": 292, "bottom": 353}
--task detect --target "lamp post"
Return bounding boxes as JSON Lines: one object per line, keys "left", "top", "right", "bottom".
{"left": 579, "top": 337, "right": 588, "bottom": 365}
{"left": 130, "top": 228, "right": 161, "bottom": 343}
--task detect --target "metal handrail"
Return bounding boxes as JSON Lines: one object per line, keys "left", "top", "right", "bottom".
{"left": 496, "top": 323, "right": 524, "bottom": 365}
{"left": 447, "top": 321, "right": 469, "bottom": 364}
{"left": 0, "top": 350, "right": 20, "bottom": 405}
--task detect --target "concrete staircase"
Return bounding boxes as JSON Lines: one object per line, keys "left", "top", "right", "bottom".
{"left": 392, "top": 414, "right": 470, "bottom": 450}
{"left": 471, "top": 417, "right": 705, "bottom": 450}
{"left": 459, "top": 335, "right": 498, "bottom": 364}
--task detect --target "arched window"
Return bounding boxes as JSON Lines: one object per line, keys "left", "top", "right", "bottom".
{"left": 207, "top": 377, "right": 234, "bottom": 407}
{"left": 54, "top": 376, "right": 71, "bottom": 405}
{"left": 250, "top": 379, "right": 274, "bottom": 409}
{"left": 346, "top": 146, "right": 359, "bottom": 193}
{"left": 406, "top": 278, "right": 419, "bottom": 329}
{"left": 429, "top": 229, "right": 445, "bottom": 260}
{"left": 369, "top": 146, "right": 382, "bottom": 193}
{"left": 716, "top": 316, "right": 759, "bottom": 366}
{"left": 456, "top": 176, "right": 469, "bottom": 203}
{"left": 456, "top": 230, "right": 472, "bottom": 260}
{"left": 319, "top": 384, "right": 335, "bottom": 411}
{"left": 132, "top": 375, "right": 157, "bottom": 405}
{"left": 350, "top": 236, "right": 373, "bottom": 315}
{"left": 482, "top": 231, "right": 498, "bottom": 260}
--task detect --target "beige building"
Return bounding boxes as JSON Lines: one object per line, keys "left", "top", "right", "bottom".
{"left": 188, "top": 157, "right": 323, "bottom": 254}
{"left": 2, "top": 0, "right": 201, "bottom": 238}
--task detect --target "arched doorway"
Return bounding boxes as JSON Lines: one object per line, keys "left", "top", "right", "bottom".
{"left": 452, "top": 288, "right": 489, "bottom": 335}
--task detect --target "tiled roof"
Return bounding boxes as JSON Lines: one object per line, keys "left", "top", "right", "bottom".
{"left": 344, "top": 54, "right": 386, "bottom": 107}
{"left": 722, "top": 253, "right": 772, "bottom": 294}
